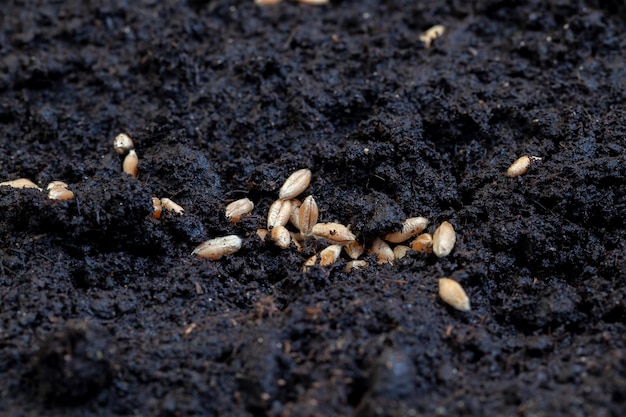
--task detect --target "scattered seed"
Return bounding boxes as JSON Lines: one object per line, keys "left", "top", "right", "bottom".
{"left": 371, "top": 238, "right": 395, "bottom": 265}
{"left": 267, "top": 199, "right": 293, "bottom": 229}
{"left": 298, "top": 195, "right": 318, "bottom": 236}
{"left": 0, "top": 178, "right": 42, "bottom": 191}
{"left": 345, "top": 260, "right": 368, "bottom": 272}
{"left": 432, "top": 221, "right": 456, "bottom": 258}
{"left": 48, "top": 187, "right": 74, "bottom": 201}
{"left": 46, "top": 181, "right": 69, "bottom": 190}
{"left": 152, "top": 197, "right": 162, "bottom": 219}
{"left": 506, "top": 155, "right": 542, "bottom": 177}
{"left": 384, "top": 216, "right": 429, "bottom": 243}
{"left": 225, "top": 198, "right": 254, "bottom": 222}
{"left": 344, "top": 241, "right": 365, "bottom": 260}
{"left": 192, "top": 235, "right": 242, "bottom": 260}
{"left": 302, "top": 254, "right": 318, "bottom": 271}
{"left": 419, "top": 24, "right": 445, "bottom": 48}
{"left": 113, "top": 133, "right": 135, "bottom": 155}
{"left": 123, "top": 150, "right": 139, "bottom": 178}
{"left": 289, "top": 199, "right": 302, "bottom": 228}
{"left": 319, "top": 245, "right": 342, "bottom": 266}
{"left": 393, "top": 245, "right": 412, "bottom": 260}
{"left": 46, "top": 181, "right": 74, "bottom": 200}
{"left": 410, "top": 233, "right": 433, "bottom": 253}
{"left": 438, "top": 278, "right": 470, "bottom": 312}
{"left": 271, "top": 225, "right": 291, "bottom": 249}
{"left": 279, "top": 169, "right": 311, "bottom": 200}
{"left": 161, "top": 198, "right": 184, "bottom": 214}
{"left": 312, "top": 222, "right": 356, "bottom": 246}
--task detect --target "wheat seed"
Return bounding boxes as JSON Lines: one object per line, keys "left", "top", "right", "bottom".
{"left": 438, "top": 278, "right": 470, "bottom": 312}
{"left": 432, "top": 221, "right": 456, "bottom": 258}
{"left": 298, "top": 195, "right": 318, "bottom": 236}
{"left": 192, "top": 235, "right": 242, "bottom": 260}
{"left": 384, "top": 217, "right": 429, "bottom": 243}
{"left": 279, "top": 169, "right": 311, "bottom": 200}
{"left": 161, "top": 198, "right": 184, "bottom": 214}
{"left": 123, "top": 150, "right": 139, "bottom": 178}
{"left": 225, "top": 198, "right": 254, "bottom": 222}
{"left": 312, "top": 222, "right": 356, "bottom": 246}
{"left": 0, "top": 178, "right": 42, "bottom": 191}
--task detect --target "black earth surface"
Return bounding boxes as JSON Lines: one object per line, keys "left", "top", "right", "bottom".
{"left": 1, "top": 1, "right": 625, "bottom": 416}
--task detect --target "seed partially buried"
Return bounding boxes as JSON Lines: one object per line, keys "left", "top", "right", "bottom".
{"left": 0, "top": 178, "right": 42, "bottom": 191}
{"left": 47, "top": 182, "right": 74, "bottom": 201}
{"left": 506, "top": 155, "right": 542, "bottom": 177}
{"left": 384, "top": 217, "right": 429, "bottom": 243}
{"left": 225, "top": 198, "right": 254, "bottom": 222}
{"left": 312, "top": 222, "right": 356, "bottom": 246}
{"left": 123, "top": 150, "right": 139, "bottom": 178}
{"left": 192, "top": 235, "right": 242, "bottom": 260}
{"left": 438, "top": 278, "right": 470, "bottom": 312}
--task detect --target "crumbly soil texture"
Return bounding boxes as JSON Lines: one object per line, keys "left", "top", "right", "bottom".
{"left": 1, "top": 1, "right": 625, "bottom": 416}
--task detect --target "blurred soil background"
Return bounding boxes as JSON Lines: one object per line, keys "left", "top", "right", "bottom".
{"left": 0, "top": 0, "right": 625, "bottom": 416}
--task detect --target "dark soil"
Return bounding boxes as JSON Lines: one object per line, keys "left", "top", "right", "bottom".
{"left": 1, "top": 1, "right": 625, "bottom": 416}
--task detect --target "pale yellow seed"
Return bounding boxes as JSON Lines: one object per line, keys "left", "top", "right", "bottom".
{"left": 384, "top": 216, "right": 429, "bottom": 243}
{"left": 319, "top": 245, "right": 342, "bottom": 266}
{"left": 279, "top": 169, "right": 312, "bottom": 200}
{"left": 123, "top": 150, "right": 139, "bottom": 178}
{"left": 267, "top": 199, "right": 293, "bottom": 229}
{"left": 48, "top": 188, "right": 74, "bottom": 201}
{"left": 507, "top": 155, "right": 530, "bottom": 177}
{"left": 410, "top": 233, "right": 433, "bottom": 253}
{"left": 312, "top": 222, "right": 356, "bottom": 246}
{"left": 271, "top": 225, "right": 291, "bottom": 249}
{"left": 298, "top": 195, "right": 319, "bottom": 236}
{"left": 345, "top": 260, "right": 368, "bottom": 272}
{"left": 256, "top": 228, "right": 269, "bottom": 241}
{"left": 419, "top": 24, "right": 445, "bottom": 48}
{"left": 302, "top": 254, "right": 318, "bottom": 272}
{"left": 432, "top": 221, "right": 456, "bottom": 258}
{"left": 161, "top": 198, "right": 184, "bottom": 214}
{"left": 0, "top": 178, "right": 42, "bottom": 191}
{"left": 393, "top": 245, "right": 412, "bottom": 260}
{"left": 289, "top": 199, "right": 302, "bottom": 229}
{"left": 371, "top": 238, "right": 395, "bottom": 265}
{"left": 46, "top": 181, "right": 69, "bottom": 190}
{"left": 438, "top": 278, "right": 470, "bottom": 312}
{"left": 506, "top": 155, "right": 541, "bottom": 177}
{"left": 225, "top": 198, "right": 254, "bottom": 222}
{"left": 192, "top": 235, "right": 242, "bottom": 260}
{"left": 344, "top": 241, "right": 365, "bottom": 260}
{"left": 113, "top": 133, "right": 135, "bottom": 155}
{"left": 152, "top": 197, "right": 162, "bottom": 219}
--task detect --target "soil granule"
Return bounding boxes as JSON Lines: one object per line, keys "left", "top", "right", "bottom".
{"left": 1, "top": 1, "right": 625, "bottom": 416}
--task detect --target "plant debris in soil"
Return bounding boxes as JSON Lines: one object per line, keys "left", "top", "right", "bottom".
{"left": 1, "top": 1, "right": 625, "bottom": 416}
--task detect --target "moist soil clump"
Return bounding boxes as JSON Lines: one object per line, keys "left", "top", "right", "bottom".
{"left": 1, "top": 1, "right": 625, "bottom": 416}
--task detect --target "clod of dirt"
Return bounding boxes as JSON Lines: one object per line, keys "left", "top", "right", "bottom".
{"left": 24, "top": 321, "right": 113, "bottom": 405}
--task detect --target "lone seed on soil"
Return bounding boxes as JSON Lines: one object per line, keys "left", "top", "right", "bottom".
{"left": 438, "top": 278, "right": 471, "bottom": 312}
{"left": 192, "top": 235, "right": 242, "bottom": 260}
